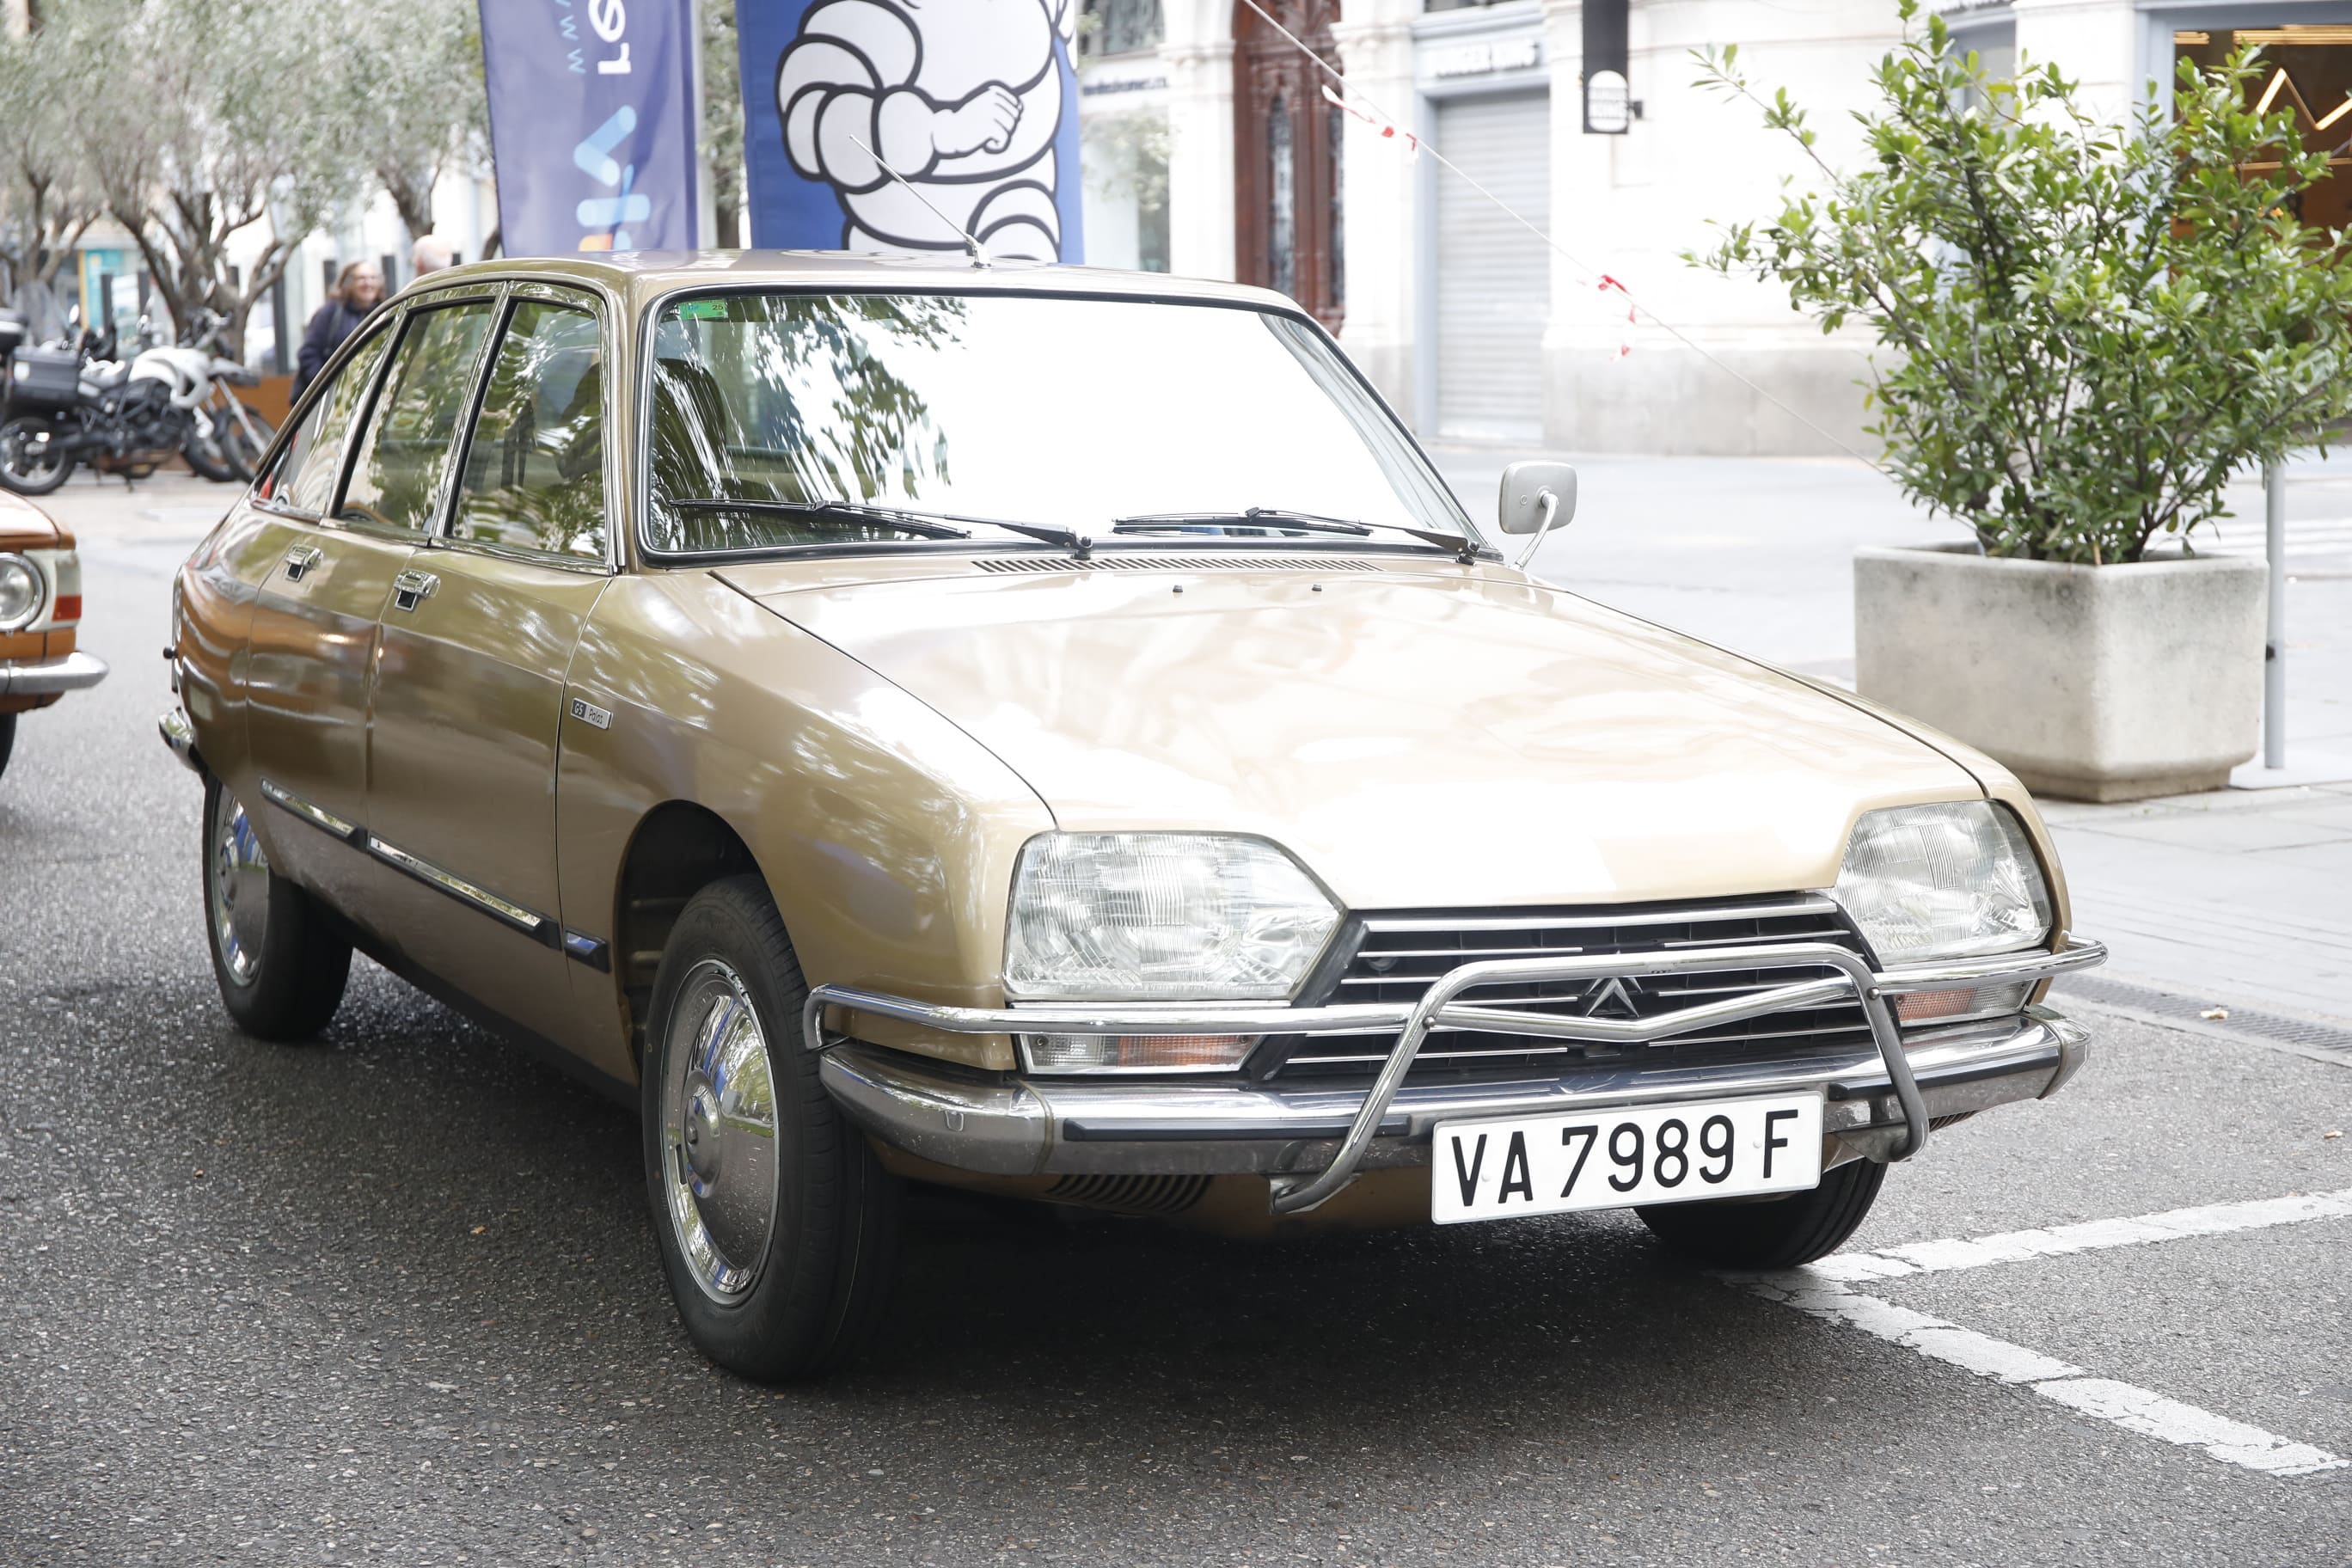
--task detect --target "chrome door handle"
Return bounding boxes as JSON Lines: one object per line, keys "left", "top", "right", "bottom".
{"left": 390, "top": 569, "right": 439, "bottom": 612}
{"left": 282, "top": 545, "right": 322, "bottom": 582}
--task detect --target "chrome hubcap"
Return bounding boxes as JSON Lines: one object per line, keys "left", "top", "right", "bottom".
{"left": 660, "top": 960, "right": 780, "bottom": 1302}
{"left": 209, "top": 790, "right": 270, "bottom": 986}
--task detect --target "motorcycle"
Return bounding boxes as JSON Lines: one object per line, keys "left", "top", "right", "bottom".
{"left": 0, "top": 308, "right": 274, "bottom": 495}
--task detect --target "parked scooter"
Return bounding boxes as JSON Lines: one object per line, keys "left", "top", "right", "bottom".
{"left": 0, "top": 308, "right": 273, "bottom": 495}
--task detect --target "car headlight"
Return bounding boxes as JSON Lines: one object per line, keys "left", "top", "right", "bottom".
{"left": 1006, "top": 832, "right": 1339, "bottom": 1002}
{"left": 1834, "top": 802, "right": 2053, "bottom": 1020}
{"left": 0, "top": 554, "right": 42, "bottom": 631}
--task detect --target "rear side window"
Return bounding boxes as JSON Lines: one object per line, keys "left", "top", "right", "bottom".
{"left": 450, "top": 299, "right": 606, "bottom": 560}
{"left": 263, "top": 326, "right": 393, "bottom": 515}
{"left": 337, "top": 301, "right": 496, "bottom": 534}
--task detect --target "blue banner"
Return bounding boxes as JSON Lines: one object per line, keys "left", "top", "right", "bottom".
{"left": 737, "top": 0, "right": 1083, "bottom": 263}
{"left": 477, "top": 0, "right": 701, "bottom": 255}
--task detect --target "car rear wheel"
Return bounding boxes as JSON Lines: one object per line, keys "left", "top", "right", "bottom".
{"left": 0, "top": 712, "right": 15, "bottom": 782}
{"left": 641, "top": 874, "right": 901, "bottom": 1381}
{"left": 202, "top": 775, "right": 352, "bottom": 1039}
{"left": 1636, "top": 1157, "right": 1886, "bottom": 1270}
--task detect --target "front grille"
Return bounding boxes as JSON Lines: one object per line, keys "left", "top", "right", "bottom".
{"left": 1268, "top": 894, "right": 1876, "bottom": 1079}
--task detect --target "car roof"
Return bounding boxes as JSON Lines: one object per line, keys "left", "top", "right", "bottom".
{"left": 396, "top": 250, "right": 1304, "bottom": 320}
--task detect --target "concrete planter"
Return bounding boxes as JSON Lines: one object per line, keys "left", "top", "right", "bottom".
{"left": 1853, "top": 543, "right": 2267, "bottom": 803}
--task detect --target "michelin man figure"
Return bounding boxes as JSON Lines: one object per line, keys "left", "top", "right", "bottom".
{"left": 775, "top": 0, "right": 1076, "bottom": 260}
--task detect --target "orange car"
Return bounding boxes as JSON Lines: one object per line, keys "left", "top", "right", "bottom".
{"left": 0, "top": 491, "right": 107, "bottom": 779}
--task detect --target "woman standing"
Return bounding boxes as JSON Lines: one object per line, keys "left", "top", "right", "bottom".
{"left": 291, "top": 261, "right": 384, "bottom": 400}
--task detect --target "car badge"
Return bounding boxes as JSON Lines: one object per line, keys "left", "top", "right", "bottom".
{"left": 567, "top": 695, "right": 613, "bottom": 731}
{"left": 1578, "top": 975, "right": 1645, "bottom": 1020}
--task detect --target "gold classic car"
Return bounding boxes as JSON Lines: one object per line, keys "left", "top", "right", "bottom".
{"left": 0, "top": 491, "right": 105, "bottom": 781}
{"left": 162, "top": 254, "right": 2106, "bottom": 1380}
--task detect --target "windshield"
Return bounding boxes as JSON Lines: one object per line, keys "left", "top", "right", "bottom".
{"left": 642, "top": 291, "right": 1477, "bottom": 554}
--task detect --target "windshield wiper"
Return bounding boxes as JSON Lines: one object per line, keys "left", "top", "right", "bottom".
{"left": 1112, "top": 508, "right": 1482, "bottom": 561}
{"left": 670, "top": 497, "right": 971, "bottom": 541}
{"left": 670, "top": 497, "right": 1090, "bottom": 555}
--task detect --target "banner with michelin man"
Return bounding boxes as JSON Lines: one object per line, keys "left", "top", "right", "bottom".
{"left": 736, "top": 0, "right": 1084, "bottom": 262}
{"left": 477, "top": 0, "right": 701, "bottom": 255}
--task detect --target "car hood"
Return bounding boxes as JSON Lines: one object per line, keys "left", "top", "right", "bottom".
{"left": 719, "top": 560, "right": 1981, "bottom": 910}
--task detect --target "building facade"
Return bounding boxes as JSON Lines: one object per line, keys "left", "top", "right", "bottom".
{"left": 1076, "top": 0, "right": 2352, "bottom": 454}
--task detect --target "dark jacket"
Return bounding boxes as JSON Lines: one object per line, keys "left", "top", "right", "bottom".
{"left": 292, "top": 299, "right": 367, "bottom": 400}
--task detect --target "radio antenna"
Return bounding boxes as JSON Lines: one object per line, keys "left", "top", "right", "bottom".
{"left": 848, "top": 133, "right": 990, "bottom": 269}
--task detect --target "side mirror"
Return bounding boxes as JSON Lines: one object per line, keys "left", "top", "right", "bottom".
{"left": 1498, "top": 461, "right": 1577, "bottom": 567}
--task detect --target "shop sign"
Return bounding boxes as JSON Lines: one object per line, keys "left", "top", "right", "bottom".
{"left": 1428, "top": 38, "right": 1542, "bottom": 80}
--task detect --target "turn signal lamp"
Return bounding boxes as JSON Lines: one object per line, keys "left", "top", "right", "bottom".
{"left": 1021, "top": 1032, "right": 1260, "bottom": 1074}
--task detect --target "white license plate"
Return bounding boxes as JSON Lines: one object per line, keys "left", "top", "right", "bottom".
{"left": 1432, "top": 1093, "right": 1824, "bottom": 1224}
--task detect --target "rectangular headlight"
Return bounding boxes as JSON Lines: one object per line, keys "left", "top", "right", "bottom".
{"left": 1834, "top": 801, "right": 2053, "bottom": 969}
{"left": 1004, "top": 832, "right": 1339, "bottom": 1002}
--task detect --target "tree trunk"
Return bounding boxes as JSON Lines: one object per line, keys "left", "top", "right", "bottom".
{"left": 380, "top": 163, "right": 437, "bottom": 244}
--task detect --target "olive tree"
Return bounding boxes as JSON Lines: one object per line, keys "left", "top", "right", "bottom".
{"left": 0, "top": 26, "right": 103, "bottom": 318}
{"left": 1691, "top": 1, "right": 2352, "bottom": 564}
{"left": 79, "top": 0, "right": 362, "bottom": 353}
{"left": 340, "top": 0, "right": 488, "bottom": 243}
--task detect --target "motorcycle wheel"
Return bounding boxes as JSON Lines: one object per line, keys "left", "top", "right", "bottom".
{"left": 224, "top": 404, "right": 275, "bottom": 481}
{"left": 183, "top": 412, "right": 240, "bottom": 483}
{"left": 0, "top": 416, "right": 73, "bottom": 496}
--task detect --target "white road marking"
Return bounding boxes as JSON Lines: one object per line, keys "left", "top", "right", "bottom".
{"left": 1735, "top": 1186, "right": 2352, "bottom": 1478}
{"left": 1743, "top": 1271, "right": 2348, "bottom": 1477}
{"left": 1810, "top": 1188, "right": 2352, "bottom": 1283}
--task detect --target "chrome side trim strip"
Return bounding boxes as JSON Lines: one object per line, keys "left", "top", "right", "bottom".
{"left": 258, "top": 778, "right": 362, "bottom": 842}
{"left": 366, "top": 836, "right": 552, "bottom": 942}
{"left": 257, "top": 776, "right": 557, "bottom": 946}
{"left": 562, "top": 929, "right": 612, "bottom": 971}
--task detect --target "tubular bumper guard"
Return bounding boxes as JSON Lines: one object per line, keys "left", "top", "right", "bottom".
{"left": 805, "top": 937, "right": 2108, "bottom": 1215}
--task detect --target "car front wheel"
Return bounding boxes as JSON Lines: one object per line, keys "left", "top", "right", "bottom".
{"left": 202, "top": 775, "right": 352, "bottom": 1039}
{"left": 1636, "top": 1157, "right": 1886, "bottom": 1270}
{"left": 641, "top": 874, "right": 901, "bottom": 1381}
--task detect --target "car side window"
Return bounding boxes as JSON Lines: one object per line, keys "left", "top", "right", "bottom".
{"left": 260, "top": 325, "right": 394, "bottom": 516}
{"left": 450, "top": 299, "right": 606, "bottom": 561}
{"left": 336, "top": 301, "right": 496, "bottom": 534}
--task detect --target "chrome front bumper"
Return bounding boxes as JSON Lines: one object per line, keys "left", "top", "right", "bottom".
{"left": 0, "top": 649, "right": 107, "bottom": 696}
{"left": 806, "top": 937, "right": 2107, "bottom": 1214}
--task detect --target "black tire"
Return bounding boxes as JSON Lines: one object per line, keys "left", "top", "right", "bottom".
{"left": 0, "top": 416, "right": 72, "bottom": 495}
{"left": 1637, "top": 1158, "right": 1887, "bottom": 1270}
{"left": 641, "top": 874, "right": 901, "bottom": 1381}
{"left": 202, "top": 774, "right": 352, "bottom": 1040}
{"left": 225, "top": 404, "right": 276, "bottom": 480}
{"left": 182, "top": 425, "right": 239, "bottom": 482}
{"left": 0, "top": 711, "right": 15, "bottom": 781}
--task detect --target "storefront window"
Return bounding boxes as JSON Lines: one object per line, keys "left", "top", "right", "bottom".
{"left": 2177, "top": 26, "right": 2352, "bottom": 230}
{"left": 1080, "top": 0, "right": 1164, "bottom": 57}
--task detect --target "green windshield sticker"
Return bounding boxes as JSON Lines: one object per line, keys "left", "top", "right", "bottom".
{"left": 676, "top": 299, "right": 728, "bottom": 321}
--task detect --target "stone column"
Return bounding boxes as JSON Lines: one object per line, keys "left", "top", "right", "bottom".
{"left": 1163, "top": 0, "right": 1240, "bottom": 281}
{"left": 1329, "top": 0, "right": 1421, "bottom": 419}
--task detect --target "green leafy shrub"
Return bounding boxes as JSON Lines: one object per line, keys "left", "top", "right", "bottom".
{"left": 1692, "top": 1, "right": 2352, "bottom": 564}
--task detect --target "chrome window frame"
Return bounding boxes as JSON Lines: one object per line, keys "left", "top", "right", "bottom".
{"left": 626, "top": 283, "right": 1488, "bottom": 572}
{"left": 429, "top": 279, "right": 622, "bottom": 578}
{"left": 322, "top": 289, "right": 507, "bottom": 548}
{"left": 248, "top": 311, "right": 406, "bottom": 527}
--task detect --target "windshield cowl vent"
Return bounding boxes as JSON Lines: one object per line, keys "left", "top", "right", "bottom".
{"left": 972, "top": 553, "right": 1392, "bottom": 575}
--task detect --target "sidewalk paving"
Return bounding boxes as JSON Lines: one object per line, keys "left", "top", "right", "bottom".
{"left": 1431, "top": 446, "right": 2352, "bottom": 1022}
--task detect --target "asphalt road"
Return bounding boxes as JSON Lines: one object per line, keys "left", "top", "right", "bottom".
{"left": 3, "top": 475, "right": 2349, "bottom": 1565}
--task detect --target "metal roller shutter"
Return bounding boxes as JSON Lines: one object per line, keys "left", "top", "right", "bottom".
{"left": 1434, "top": 90, "right": 1551, "bottom": 444}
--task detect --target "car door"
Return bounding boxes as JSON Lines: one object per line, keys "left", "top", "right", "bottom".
{"left": 234, "top": 316, "right": 411, "bottom": 900}
{"left": 362, "top": 284, "right": 616, "bottom": 1029}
